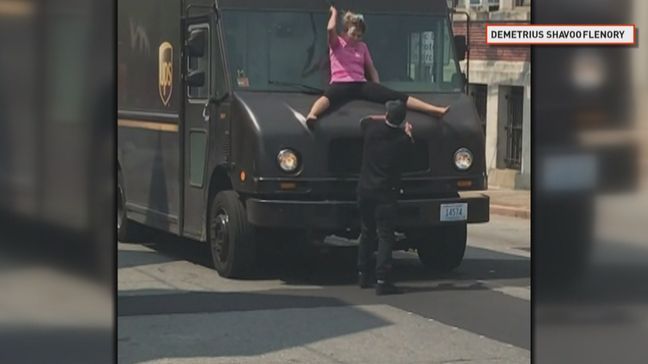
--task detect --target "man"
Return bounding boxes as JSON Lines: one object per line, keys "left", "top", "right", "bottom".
{"left": 357, "top": 100, "right": 414, "bottom": 295}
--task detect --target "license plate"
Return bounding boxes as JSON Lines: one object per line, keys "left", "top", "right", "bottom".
{"left": 440, "top": 203, "right": 468, "bottom": 222}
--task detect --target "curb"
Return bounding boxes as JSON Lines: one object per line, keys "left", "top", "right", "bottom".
{"left": 490, "top": 204, "right": 530, "bottom": 219}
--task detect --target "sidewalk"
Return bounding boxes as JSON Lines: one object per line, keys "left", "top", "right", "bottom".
{"left": 462, "top": 187, "right": 531, "bottom": 219}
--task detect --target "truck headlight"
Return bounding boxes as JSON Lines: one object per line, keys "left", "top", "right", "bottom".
{"left": 277, "top": 149, "right": 300, "bottom": 173}
{"left": 454, "top": 148, "right": 473, "bottom": 170}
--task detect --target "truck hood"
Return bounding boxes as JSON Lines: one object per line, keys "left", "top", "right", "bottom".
{"left": 232, "top": 90, "right": 485, "bottom": 179}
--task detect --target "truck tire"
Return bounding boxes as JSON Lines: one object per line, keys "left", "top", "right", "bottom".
{"left": 413, "top": 224, "right": 467, "bottom": 272}
{"left": 208, "top": 191, "right": 256, "bottom": 278}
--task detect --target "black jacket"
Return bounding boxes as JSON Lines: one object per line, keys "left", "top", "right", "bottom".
{"left": 357, "top": 117, "right": 413, "bottom": 201}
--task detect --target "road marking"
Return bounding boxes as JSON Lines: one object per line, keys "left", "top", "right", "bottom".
{"left": 469, "top": 240, "right": 531, "bottom": 258}
{"left": 487, "top": 285, "right": 531, "bottom": 301}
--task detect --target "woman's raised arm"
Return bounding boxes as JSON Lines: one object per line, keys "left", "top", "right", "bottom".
{"left": 327, "top": 5, "right": 339, "bottom": 47}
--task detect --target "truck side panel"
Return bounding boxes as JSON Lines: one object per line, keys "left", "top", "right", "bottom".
{"left": 118, "top": 0, "right": 182, "bottom": 113}
{"left": 118, "top": 0, "right": 183, "bottom": 233}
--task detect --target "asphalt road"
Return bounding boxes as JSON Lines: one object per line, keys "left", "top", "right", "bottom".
{"left": 118, "top": 215, "right": 530, "bottom": 364}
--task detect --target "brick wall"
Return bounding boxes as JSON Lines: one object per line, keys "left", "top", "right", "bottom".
{"left": 453, "top": 21, "right": 530, "bottom": 62}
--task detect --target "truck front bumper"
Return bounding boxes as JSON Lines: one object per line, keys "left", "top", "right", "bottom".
{"left": 246, "top": 195, "right": 489, "bottom": 230}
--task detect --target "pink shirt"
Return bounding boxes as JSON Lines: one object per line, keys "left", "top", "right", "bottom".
{"left": 329, "top": 35, "right": 374, "bottom": 83}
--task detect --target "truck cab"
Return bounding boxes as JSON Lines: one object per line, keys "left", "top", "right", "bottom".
{"left": 118, "top": 0, "right": 489, "bottom": 278}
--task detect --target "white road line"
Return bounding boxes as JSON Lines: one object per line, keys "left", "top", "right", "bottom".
{"left": 488, "top": 285, "right": 531, "bottom": 301}
{"left": 468, "top": 240, "right": 531, "bottom": 258}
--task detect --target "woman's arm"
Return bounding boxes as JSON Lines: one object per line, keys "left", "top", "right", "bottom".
{"left": 364, "top": 45, "right": 380, "bottom": 82}
{"left": 327, "top": 6, "right": 339, "bottom": 47}
{"left": 366, "top": 63, "right": 380, "bottom": 83}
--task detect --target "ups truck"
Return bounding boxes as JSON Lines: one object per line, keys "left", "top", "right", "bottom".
{"left": 117, "top": 0, "right": 490, "bottom": 278}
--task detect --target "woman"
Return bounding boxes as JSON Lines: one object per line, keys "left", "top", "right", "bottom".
{"left": 306, "top": 5, "right": 449, "bottom": 128}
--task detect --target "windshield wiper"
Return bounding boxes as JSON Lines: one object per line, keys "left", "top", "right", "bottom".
{"left": 268, "top": 80, "right": 323, "bottom": 94}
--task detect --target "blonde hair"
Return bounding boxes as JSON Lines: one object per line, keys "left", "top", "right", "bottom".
{"left": 342, "top": 11, "right": 366, "bottom": 33}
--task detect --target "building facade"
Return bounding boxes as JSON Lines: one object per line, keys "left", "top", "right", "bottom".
{"left": 452, "top": 0, "right": 531, "bottom": 189}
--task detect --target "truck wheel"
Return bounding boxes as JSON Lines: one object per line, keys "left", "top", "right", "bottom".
{"left": 208, "top": 191, "right": 256, "bottom": 278}
{"left": 413, "top": 224, "right": 467, "bottom": 272}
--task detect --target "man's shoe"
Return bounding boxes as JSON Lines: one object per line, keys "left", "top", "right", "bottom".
{"left": 358, "top": 272, "right": 374, "bottom": 289}
{"left": 376, "top": 280, "right": 402, "bottom": 295}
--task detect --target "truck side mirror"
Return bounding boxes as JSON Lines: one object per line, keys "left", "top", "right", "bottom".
{"left": 454, "top": 35, "right": 467, "bottom": 61}
{"left": 186, "top": 30, "right": 206, "bottom": 57}
{"left": 186, "top": 70, "right": 205, "bottom": 87}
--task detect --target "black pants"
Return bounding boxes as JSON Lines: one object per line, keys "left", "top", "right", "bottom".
{"left": 357, "top": 196, "right": 397, "bottom": 281}
{"left": 324, "top": 81, "right": 409, "bottom": 107}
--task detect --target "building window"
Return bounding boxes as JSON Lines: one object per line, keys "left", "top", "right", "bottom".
{"left": 469, "top": 0, "right": 500, "bottom": 11}
{"left": 504, "top": 86, "right": 524, "bottom": 170}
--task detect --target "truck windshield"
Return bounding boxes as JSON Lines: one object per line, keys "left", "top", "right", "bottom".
{"left": 221, "top": 10, "right": 463, "bottom": 93}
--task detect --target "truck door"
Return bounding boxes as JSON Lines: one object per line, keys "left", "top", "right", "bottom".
{"left": 182, "top": 10, "right": 229, "bottom": 238}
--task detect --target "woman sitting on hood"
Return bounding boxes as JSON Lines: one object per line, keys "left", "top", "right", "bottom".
{"left": 305, "top": 5, "right": 450, "bottom": 128}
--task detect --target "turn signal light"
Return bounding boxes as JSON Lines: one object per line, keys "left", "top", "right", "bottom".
{"left": 280, "top": 182, "right": 297, "bottom": 190}
{"left": 457, "top": 180, "right": 473, "bottom": 188}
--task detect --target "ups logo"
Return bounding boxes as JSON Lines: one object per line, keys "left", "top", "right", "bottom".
{"left": 158, "top": 42, "right": 173, "bottom": 106}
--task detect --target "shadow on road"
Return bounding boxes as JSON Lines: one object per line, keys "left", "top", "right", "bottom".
{"left": 118, "top": 288, "right": 392, "bottom": 364}
{"left": 119, "top": 223, "right": 529, "bottom": 288}
{"left": 118, "top": 227, "right": 532, "bottom": 353}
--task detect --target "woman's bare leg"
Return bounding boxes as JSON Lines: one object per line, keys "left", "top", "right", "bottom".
{"left": 307, "top": 96, "right": 331, "bottom": 120}
{"left": 406, "top": 96, "right": 449, "bottom": 116}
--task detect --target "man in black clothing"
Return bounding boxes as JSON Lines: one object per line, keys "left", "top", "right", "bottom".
{"left": 357, "top": 100, "right": 414, "bottom": 295}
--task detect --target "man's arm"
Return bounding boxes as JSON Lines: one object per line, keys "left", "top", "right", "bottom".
{"left": 360, "top": 116, "right": 373, "bottom": 132}
{"left": 360, "top": 115, "right": 383, "bottom": 132}
{"left": 403, "top": 121, "right": 414, "bottom": 143}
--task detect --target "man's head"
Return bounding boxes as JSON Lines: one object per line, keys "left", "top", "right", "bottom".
{"left": 385, "top": 100, "right": 406, "bottom": 127}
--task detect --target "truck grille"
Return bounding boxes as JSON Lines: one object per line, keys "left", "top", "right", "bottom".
{"left": 328, "top": 138, "right": 429, "bottom": 175}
